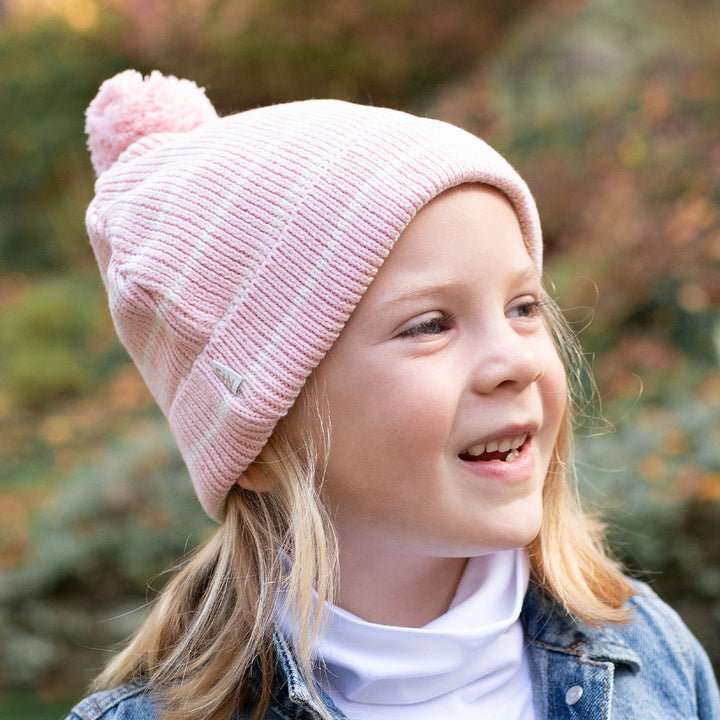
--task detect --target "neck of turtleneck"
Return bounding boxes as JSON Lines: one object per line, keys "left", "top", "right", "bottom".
{"left": 279, "top": 549, "right": 536, "bottom": 720}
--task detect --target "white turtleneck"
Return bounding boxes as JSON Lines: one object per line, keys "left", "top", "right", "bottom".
{"left": 282, "top": 549, "right": 536, "bottom": 720}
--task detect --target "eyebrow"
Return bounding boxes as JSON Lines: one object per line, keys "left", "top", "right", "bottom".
{"left": 382, "top": 265, "right": 542, "bottom": 308}
{"left": 383, "top": 280, "right": 460, "bottom": 307}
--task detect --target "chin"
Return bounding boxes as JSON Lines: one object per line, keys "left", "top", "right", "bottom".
{"left": 487, "top": 516, "right": 543, "bottom": 552}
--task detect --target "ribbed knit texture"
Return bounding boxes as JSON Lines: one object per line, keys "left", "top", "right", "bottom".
{"left": 85, "top": 71, "right": 543, "bottom": 519}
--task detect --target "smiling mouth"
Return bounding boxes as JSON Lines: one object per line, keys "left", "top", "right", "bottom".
{"left": 459, "top": 433, "right": 527, "bottom": 463}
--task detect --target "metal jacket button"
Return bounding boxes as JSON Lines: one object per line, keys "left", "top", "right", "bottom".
{"left": 565, "top": 685, "right": 583, "bottom": 705}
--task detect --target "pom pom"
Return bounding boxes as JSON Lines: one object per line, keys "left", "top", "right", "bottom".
{"left": 85, "top": 69, "right": 218, "bottom": 176}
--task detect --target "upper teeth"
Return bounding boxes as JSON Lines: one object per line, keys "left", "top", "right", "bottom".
{"left": 465, "top": 433, "right": 527, "bottom": 457}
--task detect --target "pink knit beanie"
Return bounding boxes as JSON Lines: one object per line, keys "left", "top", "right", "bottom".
{"left": 85, "top": 69, "right": 543, "bottom": 520}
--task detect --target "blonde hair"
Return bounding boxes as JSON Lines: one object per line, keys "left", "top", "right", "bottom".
{"left": 93, "top": 385, "right": 337, "bottom": 720}
{"left": 93, "top": 292, "right": 631, "bottom": 719}
{"left": 527, "top": 292, "right": 633, "bottom": 619}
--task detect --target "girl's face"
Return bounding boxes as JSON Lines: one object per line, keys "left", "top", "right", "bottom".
{"left": 314, "top": 185, "right": 567, "bottom": 569}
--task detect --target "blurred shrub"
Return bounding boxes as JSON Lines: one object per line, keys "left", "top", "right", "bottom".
{"left": 0, "top": 276, "right": 124, "bottom": 409}
{"left": 13, "top": 419, "right": 211, "bottom": 595}
{"left": 0, "top": 20, "right": 126, "bottom": 272}
{"left": 93, "top": 0, "right": 544, "bottom": 112}
{"left": 0, "top": 419, "right": 212, "bottom": 694}
{"left": 577, "top": 372, "right": 720, "bottom": 674}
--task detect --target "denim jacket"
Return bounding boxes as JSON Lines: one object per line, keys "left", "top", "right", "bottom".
{"left": 67, "top": 581, "right": 720, "bottom": 720}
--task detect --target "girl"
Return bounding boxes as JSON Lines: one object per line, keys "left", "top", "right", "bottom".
{"left": 68, "top": 70, "right": 719, "bottom": 720}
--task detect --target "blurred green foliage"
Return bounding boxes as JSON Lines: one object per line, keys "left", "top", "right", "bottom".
{"left": 0, "top": 21, "right": 126, "bottom": 272}
{"left": 0, "top": 0, "right": 718, "bottom": 713}
{"left": 4, "top": 420, "right": 210, "bottom": 602}
{"left": 0, "top": 693, "right": 70, "bottom": 720}
{"left": 577, "top": 378, "right": 720, "bottom": 670}
{"left": 0, "top": 420, "right": 211, "bottom": 703}
{"left": 0, "top": 276, "right": 122, "bottom": 408}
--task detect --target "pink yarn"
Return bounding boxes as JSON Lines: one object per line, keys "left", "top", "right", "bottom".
{"left": 85, "top": 70, "right": 543, "bottom": 520}
{"left": 85, "top": 69, "right": 218, "bottom": 175}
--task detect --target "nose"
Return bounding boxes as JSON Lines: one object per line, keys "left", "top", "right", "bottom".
{"left": 469, "top": 322, "right": 545, "bottom": 395}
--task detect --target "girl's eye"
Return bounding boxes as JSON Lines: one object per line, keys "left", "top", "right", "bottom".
{"left": 400, "top": 313, "right": 454, "bottom": 338}
{"left": 507, "top": 298, "right": 545, "bottom": 319}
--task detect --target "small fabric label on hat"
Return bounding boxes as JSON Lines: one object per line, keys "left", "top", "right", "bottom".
{"left": 211, "top": 360, "right": 243, "bottom": 395}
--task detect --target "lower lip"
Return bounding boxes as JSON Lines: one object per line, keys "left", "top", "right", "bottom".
{"left": 459, "top": 440, "right": 536, "bottom": 483}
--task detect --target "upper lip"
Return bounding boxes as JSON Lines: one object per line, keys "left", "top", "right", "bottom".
{"left": 458, "top": 422, "right": 539, "bottom": 456}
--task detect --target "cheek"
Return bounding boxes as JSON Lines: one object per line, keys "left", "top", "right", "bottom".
{"left": 357, "top": 362, "right": 452, "bottom": 433}
{"left": 324, "top": 361, "right": 453, "bottom": 474}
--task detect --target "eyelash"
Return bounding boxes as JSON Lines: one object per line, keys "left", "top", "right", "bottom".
{"left": 400, "top": 314, "right": 455, "bottom": 338}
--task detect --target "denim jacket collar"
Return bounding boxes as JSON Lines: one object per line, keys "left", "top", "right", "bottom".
{"left": 270, "top": 581, "right": 643, "bottom": 720}
{"left": 272, "top": 630, "right": 346, "bottom": 719}
{"left": 520, "top": 581, "right": 642, "bottom": 672}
